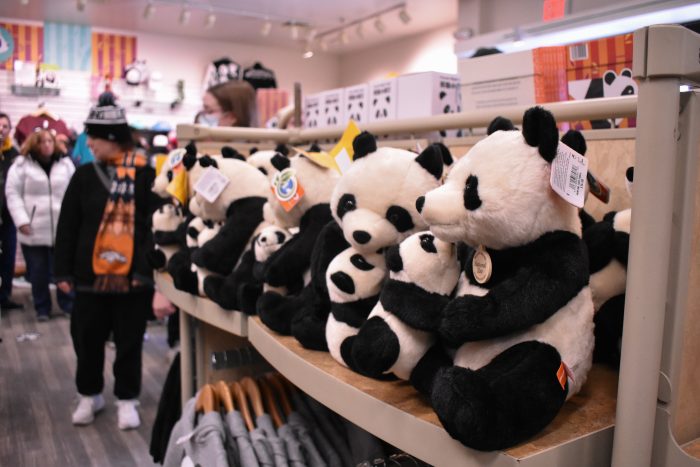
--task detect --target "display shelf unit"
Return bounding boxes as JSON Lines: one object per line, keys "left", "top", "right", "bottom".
{"left": 248, "top": 317, "right": 617, "bottom": 467}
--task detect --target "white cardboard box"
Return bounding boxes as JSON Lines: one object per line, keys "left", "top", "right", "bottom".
{"left": 459, "top": 50, "right": 536, "bottom": 110}
{"left": 303, "top": 93, "right": 322, "bottom": 128}
{"left": 397, "top": 71, "right": 463, "bottom": 137}
{"left": 320, "top": 88, "right": 344, "bottom": 128}
{"left": 368, "top": 78, "right": 398, "bottom": 123}
{"left": 344, "top": 84, "right": 369, "bottom": 125}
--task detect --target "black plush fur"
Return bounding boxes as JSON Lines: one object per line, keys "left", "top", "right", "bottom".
{"left": 221, "top": 146, "right": 245, "bottom": 161}
{"left": 352, "top": 131, "right": 377, "bottom": 160}
{"left": 410, "top": 344, "right": 452, "bottom": 396}
{"left": 560, "top": 129, "right": 587, "bottom": 156}
{"left": 147, "top": 249, "right": 167, "bottom": 270}
{"left": 583, "top": 212, "right": 629, "bottom": 273}
{"left": 439, "top": 231, "right": 589, "bottom": 346}
{"left": 330, "top": 296, "right": 379, "bottom": 328}
{"left": 378, "top": 280, "right": 450, "bottom": 331}
{"left": 191, "top": 197, "right": 267, "bottom": 275}
{"left": 487, "top": 116, "right": 516, "bottom": 135}
{"left": 414, "top": 144, "right": 445, "bottom": 181}
{"left": 431, "top": 341, "right": 568, "bottom": 451}
{"left": 433, "top": 142, "right": 454, "bottom": 166}
{"left": 167, "top": 248, "right": 198, "bottom": 294}
{"left": 203, "top": 247, "right": 256, "bottom": 311}
{"left": 593, "top": 294, "right": 625, "bottom": 368}
{"left": 579, "top": 209, "right": 596, "bottom": 231}
{"left": 270, "top": 154, "right": 291, "bottom": 171}
{"left": 522, "top": 107, "right": 559, "bottom": 162}
{"left": 347, "top": 317, "right": 400, "bottom": 377}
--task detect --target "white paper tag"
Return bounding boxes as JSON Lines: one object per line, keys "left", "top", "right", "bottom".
{"left": 193, "top": 166, "right": 230, "bottom": 203}
{"left": 176, "top": 430, "right": 195, "bottom": 445}
{"left": 334, "top": 147, "right": 353, "bottom": 174}
{"left": 550, "top": 142, "right": 588, "bottom": 208}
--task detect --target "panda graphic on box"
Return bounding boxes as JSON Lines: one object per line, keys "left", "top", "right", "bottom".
{"left": 568, "top": 68, "right": 637, "bottom": 129}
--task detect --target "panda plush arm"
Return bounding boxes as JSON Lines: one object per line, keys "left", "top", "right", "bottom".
{"left": 153, "top": 229, "right": 182, "bottom": 246}
{"left": 583, "top": 211, "right": 630, "bottom": 274}
{"left": 262, "top": 203, "right": 333, "bottom": 289}
{"left": 191, "top": 196, "right": 267, "bottom": 275}
{"left": 440, "top": 231, "right": 589, "bottom": 345}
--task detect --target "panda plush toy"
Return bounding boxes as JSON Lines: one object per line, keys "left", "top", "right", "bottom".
{"left": 204, "top": 225, "right": 291, "bottom": 313}
{"left": 192, "top": 219, "right": 223, "bottom": 296}
{"left": 258, "top": 132, "right": 451, "bottom": 351}
{"left": 247, "top": 144, "right": 290, "bottom": 178}
{"left": 325, "top": 246, "right": 387, "bottom": 368}
{"left": 148, "top": 203, "right": 185, "bottom": 271}
{"left": 583, "top": 166, "right": 632, "bottom": 369}
{"left": 415, "top": 106, "right": 594, "bottom": 451}
{"left": 347, "top": 231, "right": 460, "bottom": 380}
{"left": 167, "top": 215, "right": 207, "bottom": 294}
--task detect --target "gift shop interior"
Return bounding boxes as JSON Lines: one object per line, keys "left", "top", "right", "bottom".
{"left": 0, "top": 0, "right": 699, "bottom": 466}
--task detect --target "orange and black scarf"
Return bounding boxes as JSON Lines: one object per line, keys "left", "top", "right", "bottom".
{"left": 92, "top": 151, "right": 147, "bottom": 292}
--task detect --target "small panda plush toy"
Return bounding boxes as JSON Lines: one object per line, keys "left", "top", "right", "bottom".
{"left": 348, "top": 231, "right": 460, "bottom": 380}
{"left": 192, "top": 219, "right": 223, "bottom": 296}
{"left": 148, "top": 204, "right": 185, "bottom": 271}
{"left": 325, "top": 247, "right": 387, "bottom": 368}
{"left": 583, "top": 166, "right": 632, "bottom": 368}
{"left": 204, "top": 225, "right": 291, "bottom": 313}
{"left": 416, "top": 106, "right": 594, "bottom": 451}
{"left": 167, "top": 216, "right": 207, "bottom": 295}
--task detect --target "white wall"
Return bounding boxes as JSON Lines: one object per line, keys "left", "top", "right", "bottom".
{"left": 338, "top": 25, "right": 458, "bottom": 87}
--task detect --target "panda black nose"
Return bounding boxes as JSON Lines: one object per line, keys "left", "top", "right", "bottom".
{"left": 353, "top": 230, "right": 371, "bottom": 244}
{"left": 260, "top": 236, "right": 267, "bottom": 243}
{"left": 330, "top": 271, "right": 355, "bottom": 294}
{"left": 416, "top": 196, "right": 425, "bottom": 214}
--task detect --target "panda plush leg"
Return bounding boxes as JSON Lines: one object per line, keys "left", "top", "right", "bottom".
{"left": 291, "top": 291, "right": 332, "bottom": 351}
{"left": 409, "top": 344, "right": 453, "bottom": 397}
{"left": 431, "top": 341, "right": 567, "bottom": 451}
{"left": 257, "top": 288, "right": 311, "bottom": 335}
{"left": 347, "top": 317, "right": 400, "bottom": 378}
{"left": 593, "top": 294, "right": 625, "bottom": 369}
{"left": 167, "top": 250, "right": 199, "bottom": 295}
{"left": 203, "top": 275, "right": 237, "bottom": 310}
{"left": 237, "top": 282, "right": 263, "bottom": 315}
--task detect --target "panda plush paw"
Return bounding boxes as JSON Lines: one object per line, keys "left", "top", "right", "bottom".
{"left": 147, "top": 249, "right": 167, "bottom": 270}
{"left": 438, "top": 295, "right": 495, "bottom": 346}
{"left": 593, "top": 293, "right": 625, "bottom": 369}
{"left": 237, "top": 282, "right": 263, "bottom": 315}
{"left": 347, "top": 317, "right": 400, "bottom": 377}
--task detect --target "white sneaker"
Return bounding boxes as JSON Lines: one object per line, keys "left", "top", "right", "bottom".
{"left": 116, "top": 399, "right": 140, "bottom": 430}
{"left": 72, "top": 394, "right": 105, "bottom": 425}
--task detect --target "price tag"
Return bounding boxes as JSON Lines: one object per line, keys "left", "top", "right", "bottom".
{"left": 271, "top": 168, "right": 305, "bottom": 212}
{"left": 550, "top": 142, "right": 588, "bottom": 208}
{"left": 193, "top": 166, "right": 230, "bottom": 203}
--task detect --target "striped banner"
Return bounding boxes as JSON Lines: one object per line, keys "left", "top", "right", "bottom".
{"left": 44, "top": 22, "right": 91, "bottom": 71}
{"left": 0, "top": 22, "right": 43, "bottom": 70}
{"left": 91, "top": 32, "right": 137, "bottom": 78}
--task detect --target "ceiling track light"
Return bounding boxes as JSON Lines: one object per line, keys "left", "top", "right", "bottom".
{"left": 205, "top": 12, "right": 216, "bottom": 28}
{"left": 143, "top": 2, "right": 155, "bottom": 20}
{"left": 302, "top": 41, "right": 314, "bottom": 59}
{"left": 179, "top": 6, "right": 191, "bottom": 25}
{"left": 261, "top": 20, "right": 272, "bottom": 36}
{"left": 398, "top": 8, "right": 411, "bottom": 24}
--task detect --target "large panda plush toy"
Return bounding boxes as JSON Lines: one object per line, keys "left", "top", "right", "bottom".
{"left": 415, "top": 106, "right": 594, "bottom": 451}
{"left": 347, "top": 231, "right": 460, "bottom": 380}
{"left": 583, "top": 166, "right": 632, "bottom": 368}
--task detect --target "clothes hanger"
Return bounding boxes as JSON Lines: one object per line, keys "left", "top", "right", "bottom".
{"left": 267, "top": 373, "right": 292, "bottom": 418}
{"left": 240, "top": 376, "right": 265, "bottom": 419}
{"left": 258, "top": 375, "right": 284, "bottom": 428}
{"left": 230, "top": 380, "right": 255, "bottom": 432}
{"left": 195, "top": 384, "right": 218, "bottom": 413}
{"left": 215, "top": 380, "right": 234, "bottom": 413}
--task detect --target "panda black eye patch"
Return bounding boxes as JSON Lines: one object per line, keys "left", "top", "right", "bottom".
{"left": 464, "top": 175, "right": 482, "bottom": 211}
{"left": 419, "top": 234, "right": 437, "bottom": 253}
{"left": 386, "top": 206, "right": 414, "bottom": 232}
{"left": 166, "top": 170, "right": 173, "bottom": 182}
{"left": 350, "top": 254, "right": 375, "bottom": 271}
{"left": 337, "top": 194, "right": 357, "bottom": 218}
{"left": 258, "top": 167, "right": 267, "bottom": 176}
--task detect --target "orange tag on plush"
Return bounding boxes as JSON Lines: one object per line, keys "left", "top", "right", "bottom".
{"left": 557, "top": 362, "right": 567, "bottom": 390}
{"left": 271, "top": 168, "right": 305, "bottom": 212}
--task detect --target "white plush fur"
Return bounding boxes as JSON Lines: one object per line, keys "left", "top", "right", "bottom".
{"left": 420, "top": 130, "right": 581, "bottom": 250}
{"left": 454, "top": 287, "right": 594, "bottom": 398}
{"left": 254, "top": 225, "right": 291, "bottom": 262}
{"left": 266, "top": 155, "right": 339, "bottom": 228}
{"left": 186, "top": 217, "right": 205, "bottom": 248}
{"left": 330, "top": 147, "right": 441, "bottom": 254}
{"left": 325, "top": 247, "right": 387, "bottom": 367}
{"left": 369, "top": 232, "right": 460, "bottom": 380}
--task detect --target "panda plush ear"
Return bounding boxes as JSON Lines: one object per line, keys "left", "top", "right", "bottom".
{"left": 415, "top": 144, "right": 445, "bottom": 180}
{"left": 560, "top": 130, "right": 587, "bottom": 156}
{"left": 432, "top": 142, "right": 454, "bottom": 167}
{"left": 183, "top": 141, "right": 198, "bottom": 170}
{"left": 274, "top": 144, "right": 290, "bottom": 156}
{"left": 487, "top": 116, "right": 515, "bottom": 135}
{"left": 249, "top": 147, "right": 258, "bottom": 155}
{"left": 271, "top": 154, "right": 291, "bottom": 171}
{"left": 221, "top": 146, "right": 245, "bottom": 161}
{"left": 198, "top": 155, "right": 218, "bottom": 168}
{"left": 385, "top": 245, "right": 403, "bottom": 273}
{"left": 308, "top": 143, "right": 322, "bottom": 152}
{"left": 352, "top": 131, "right": 377, "bottom": 160}
{"left": 522, "top": 106, "right": 559, "bottom": 162}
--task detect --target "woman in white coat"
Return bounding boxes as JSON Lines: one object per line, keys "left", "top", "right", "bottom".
{"left": 6, "top": 128, "right": 75, "bottom": 320}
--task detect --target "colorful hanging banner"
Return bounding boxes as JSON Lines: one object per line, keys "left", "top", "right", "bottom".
{"left": 91, "top": 32, "right": 136, "bottom": 78}
{"left": 0, "top": 22, "right": 43, "bottom": 70}
{"left": 44, "top": 22, "right": 91, "bottom": 71}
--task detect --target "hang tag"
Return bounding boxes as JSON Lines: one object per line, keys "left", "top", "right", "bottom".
{"left": 586, "top": 170, "right": 611, "bottom": 204}
{"left": 550, "top": 142, "right": 588, "bottom": 208}
{"left": 472, "top": 245, "right": 492, "bottom": 284}
{"left": 557, "top": 361, "right": 574, "bottom": 390}
{"left": 334, "top": 147, "right": 353, "bottom": 174}
{"left": 271, "top": 168, "right": 305, "bottom": 212}
{"left": 193, "top": 166, "right": 230, "bottom": 203}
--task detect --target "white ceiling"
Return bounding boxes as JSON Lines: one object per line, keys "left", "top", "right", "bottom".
{"left": 0, "top": 0, "right": 458, "bottom": 54}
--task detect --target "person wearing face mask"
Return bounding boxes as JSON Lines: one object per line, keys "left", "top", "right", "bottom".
{"left": 199, "top": 80, "right": 258, "bottom": 127}
{"left": 5, "top": 127, "right": 75, "bottom": 321}
{"left": 0, "top": 112, "right": 21, "bottom": 310}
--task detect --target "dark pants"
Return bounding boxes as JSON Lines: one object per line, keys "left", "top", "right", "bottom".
{"left": 70, "top": 289, "right": 152, "bottom": 400}
{"left": 0, "top": 209, "right": 16, "bottom": 304}
{"left": 21, "top": 244, "right": 74, "bottom": 317}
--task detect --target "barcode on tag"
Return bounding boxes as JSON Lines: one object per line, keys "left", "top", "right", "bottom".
{"left": 550, "top": 142, "right": 588, "bottom": 208}
{"left": 193, "top": 167, "right": 230, "bottom": 203}
{"left": 569, "top": 44, "right": 588, "bottom": 61}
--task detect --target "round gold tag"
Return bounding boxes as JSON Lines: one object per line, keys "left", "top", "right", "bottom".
{"left": 472, "top": 246, "right": 492, "bottom": 284}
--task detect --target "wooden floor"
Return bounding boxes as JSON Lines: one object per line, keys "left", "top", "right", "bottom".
{"left": 0, "top": 284, "right": 172, "bottom": 466}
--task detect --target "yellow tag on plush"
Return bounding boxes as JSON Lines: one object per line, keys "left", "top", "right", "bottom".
{"left": 167, "top": 167, "right": 189, "bottom": 206}
{"left": 293, "top": 120, "right": 361, "bottom": 175}
{"left": 293, "top": 147, "right": 337, "bottom": 171}
{"left": 154, "top": 154, "right": 168, "bottom": 176}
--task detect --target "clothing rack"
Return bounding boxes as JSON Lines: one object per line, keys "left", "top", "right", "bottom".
{"left": 160, "top": 25, "right": 700, "bottom": 467}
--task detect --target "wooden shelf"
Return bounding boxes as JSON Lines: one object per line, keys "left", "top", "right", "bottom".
{"left": 684, "top": 438, "right": 700, "bottom": 459}
{"left": 155, "top": 272, "right": 248, "bottom": 337}
{"left": 249, "top": 316, "right": 619, "bottom": 467}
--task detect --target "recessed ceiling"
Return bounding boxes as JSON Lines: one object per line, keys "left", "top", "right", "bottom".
{"left": 0, "top": 0, "right": 458, "bottom": 54}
